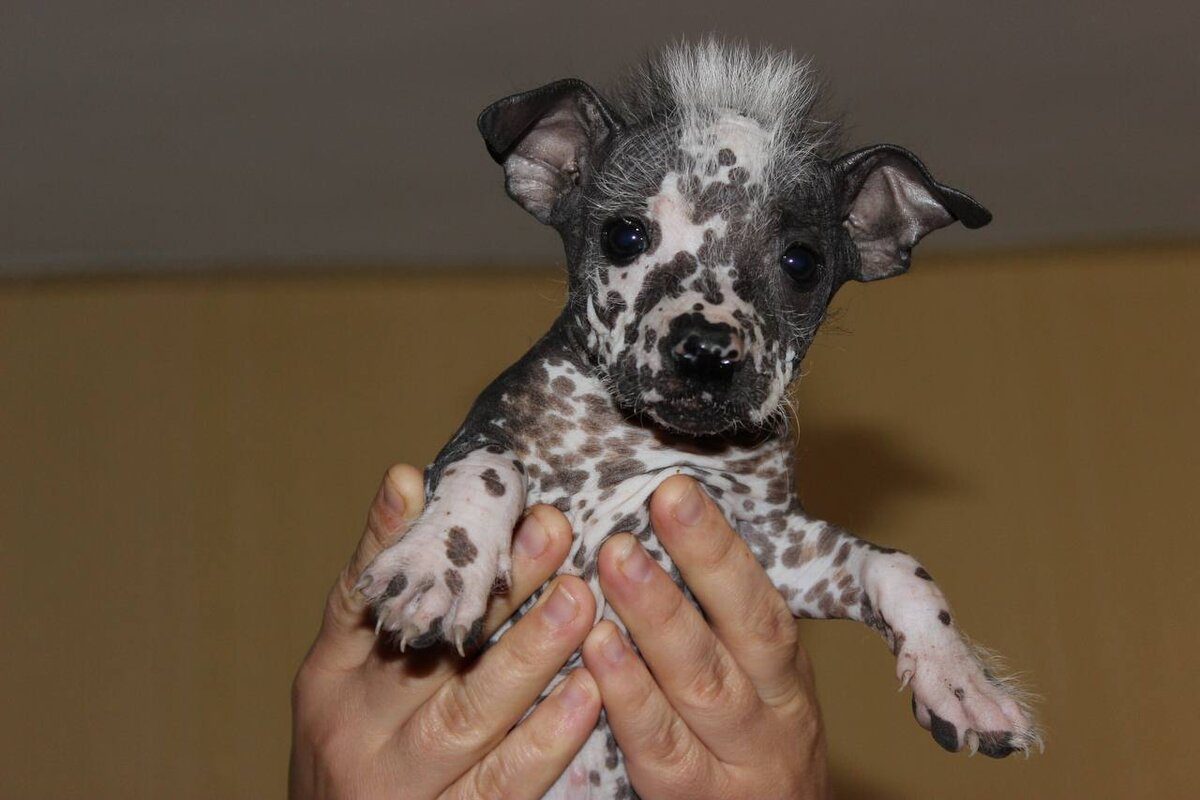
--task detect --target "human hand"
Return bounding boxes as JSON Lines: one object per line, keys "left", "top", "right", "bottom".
{"left": 582, "top": 475, "right": 830, "bottom": 800}
{"left": 289, "top": 465, "right": 601, "bottom": 799}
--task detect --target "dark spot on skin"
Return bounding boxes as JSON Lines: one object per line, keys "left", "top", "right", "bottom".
{"left": 781, "top": 544, "right": 805, "bottom": 568}
{"left": 597, "top": 291, "right": 627, "bottom": 328}
{"left": 605, "top": 732, "right": 619, "bottom": 769}
{"left": 491, "top": 572, "right": 511, "bottom": 594}
{"left": 765, "top": 474, "right": 790, "bottom": 504}
{"left": 954, "top": 687, "right": 966, "bottom": 701}
{"left": 597, "top": 457, "right": 647, "bottom": 489}
{"left": 728, "top": 166, "right": 749, "bottom": 185}
{"left": 607, "top": 512, "right": 643, "bottom": 538}
{"left": 589, "top": 771, "right": 601, "bottom": 786}
{"left": 976, "top": 731, "right": 1017, "bottom": 759}
{"left": 717, "top": 147, "right": 736, "bottom": 166}
{"left": 634, "top": 251, "right": 698, "bottom": 317}
{"left": 480, "top": 467, "right": 506, "bottom": 496}
{"left": 552, "top": 496, "right": 571, "bottom": 512}
{"left": 939, "top": 610, "right": 952, "bottom": 626}
{"left": 694, "top": 270, "right": 725, "bottom": 305}
{"left": 817, "top": 526, "right": 839, "bottom": 556}
{"left": 485, "top": 444, "right": 505, "bottom": 455}
{"left": 742, "top": 499, "right": 755, "bottom": 511}
{"left": 867, "top": 542, "right": 899, "bottom": 555}
{"left": 692, "top": 302, "right": 704, "bottom": 311}
{"left": 444, "top": 569, "right": 463, "bottom": 596}
{"left": 573, "top": 545, "right": 587, "bottom": 568}
{"left": 915, "top": 566, "right": 933, "bottom": 581}
{"left": 511, "top": 459, "right": 525, "bottom": 474}
{"left": 551, "top": 375, "right": 576, "bottom": 396}
{"left": 446, "top": 526, "right": 478, "bottom": 567}
{"left": 928, "top": 711, "right": 960, "bottom": 752}
{"left": 833, "top": 541, "right": 852, "bottom": 567}
{"left": 804, "top": 578, "right": 829, "bottom": 602}
{"left": 381, "top": 572, "right": 407, "bottom": 601}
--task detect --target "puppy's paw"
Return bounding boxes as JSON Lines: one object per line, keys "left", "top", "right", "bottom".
{"left": 356, "top": 516, "right": 510, "bottom": 655}
{"left": 901, "top": 635, "right": 1042, "bottom": 757}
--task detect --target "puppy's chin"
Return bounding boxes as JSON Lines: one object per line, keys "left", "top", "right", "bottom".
{"left": 641, "top": 394, "right": 747, "bottom": 437}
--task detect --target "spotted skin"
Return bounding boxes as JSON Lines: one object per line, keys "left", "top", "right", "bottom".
{"left": 361, "top": 43, "right": 1038, "bottom": 800}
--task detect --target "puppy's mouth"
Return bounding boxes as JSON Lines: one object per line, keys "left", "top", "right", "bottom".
{"left": 638, "top": 387, "right": 751, "bottom": 436}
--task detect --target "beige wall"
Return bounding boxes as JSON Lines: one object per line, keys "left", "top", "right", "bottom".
{"left": 2, "top": 244, "right": 1197, "bottom": 798}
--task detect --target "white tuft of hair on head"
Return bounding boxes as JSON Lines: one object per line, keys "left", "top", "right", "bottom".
{"left": 608, "top": 38, "right": 837, "bottom": 196}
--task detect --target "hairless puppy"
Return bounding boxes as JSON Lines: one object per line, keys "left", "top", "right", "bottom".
{"left": 357, "top": 40, "right": 1040, "bottom": 798}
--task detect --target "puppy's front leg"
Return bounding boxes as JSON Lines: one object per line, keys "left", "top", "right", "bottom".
{"left": 358, "top": 446, "right": 525, "bottom": 654}
{"left": 761, "top": 513, "right": 1041, "bottom": 757}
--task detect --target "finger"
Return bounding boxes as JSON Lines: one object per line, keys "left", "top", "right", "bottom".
{"left": 597, "top": 534, "right": 762, "bottom": 762}
{"left": 479, "top": 504, "right": 576, "bottom": 640}
{"left": 393, "top": 576, "right": 596, "bottom": 795}
{"left": 444, "top": 670, "right": 601, "bottom": 800}
{"left": 581, "top": 622, "right": 717, "bottom": 798}
{"left": 650, "top": 476, "right": 805, "bottom": 709}
{"left": 310, "top": 464, "right": 426, "bottom": 670}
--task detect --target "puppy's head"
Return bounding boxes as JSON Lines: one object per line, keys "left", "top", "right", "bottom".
{"left": 479, "top": 43, "right": 990, "bottom": 436}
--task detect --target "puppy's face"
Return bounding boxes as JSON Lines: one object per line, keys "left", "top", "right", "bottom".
{"left": 477, "top": 49, "right": 990, "bottom": 436}
{"left": 574, "top": 113, "right": 848, "bottom": 435}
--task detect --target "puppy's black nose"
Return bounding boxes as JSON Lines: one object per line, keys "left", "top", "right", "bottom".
{"left": 669, "top": 316, "right": 745, "bottom": 383}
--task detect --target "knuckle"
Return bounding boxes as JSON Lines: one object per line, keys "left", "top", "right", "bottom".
{"left": 423, "top": 683, "right": 486, "bottom": 754}
{"left": 465, "top": 754, "right": 514, "bottom": 800}
{"left": 679, "top": 647, "right": 738, "bottom": 712}
{"left": 645, "top": 714, "right": 695, "bottom": 769}
{"left": 743, "top": 594, "right": 799, "bottom": 651}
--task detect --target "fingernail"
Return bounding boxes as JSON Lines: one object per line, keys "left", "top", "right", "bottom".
{"left": 514, "top": 513, "right": 549, "bottom": 560}
{"left": 600, "top": 629, "right": 626, "bottom": 666}
{"left": 542, "top": 583, "right": 579, "bottom": 628}
{"left": 383, "top": 475, "right": 407, "bottom": 514}
{"left": 673, "top": 481, "right": 705, "bottom": 527}
{"left": 558, "top": 674, "right": 593, "bottom": 709}
{"left": 617, "top": 539, "right": 654, "bottom": 583}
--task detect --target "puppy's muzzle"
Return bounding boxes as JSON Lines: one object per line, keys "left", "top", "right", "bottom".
{"left": 668, "top": 313, "right": 746, "bottom": 384}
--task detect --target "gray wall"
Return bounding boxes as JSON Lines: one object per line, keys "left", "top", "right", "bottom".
{"left": 2, "top": 1, "right": 1195, "bottom": 275}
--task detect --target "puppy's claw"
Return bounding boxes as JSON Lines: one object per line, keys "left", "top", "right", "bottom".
{"left": 452, "top": 625, "right": 468, "bottom": 657}
{"left": 354, "top": 574, "right": 372, "bottom": 594}
{"left": 399, "top": 623, "right": 420, "bottom": 653}
{"left": 374, "top": 614, "right": 385, "bottom": 637}
{"left": 898, "top": 669, "right": 913, "bottom": 691}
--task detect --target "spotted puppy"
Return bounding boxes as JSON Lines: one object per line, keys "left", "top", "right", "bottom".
{"left": 358, "top": 41, "right": 1040, "bottom": 795}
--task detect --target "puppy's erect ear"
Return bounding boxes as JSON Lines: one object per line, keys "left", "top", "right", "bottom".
{"left": 478, "top": 79, "right": 622, "bottom": 225}
{"left": 834, "top": 144, "right": 992, "bottom": 282}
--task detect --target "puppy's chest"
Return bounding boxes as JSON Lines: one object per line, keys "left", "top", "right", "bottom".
{"left": 493, "top": 360, "right": 794, "bottom": 573}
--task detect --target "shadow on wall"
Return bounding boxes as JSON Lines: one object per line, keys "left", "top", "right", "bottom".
{"left": 791, "top": 421, "right": 965, "bottom": 534}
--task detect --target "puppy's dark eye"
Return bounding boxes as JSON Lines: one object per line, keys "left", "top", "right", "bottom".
{"left": 780, "top": 243, "right": 823, "bottom": 289}
{"left": 601, "top": 217, "right": 649, "bottom": 265}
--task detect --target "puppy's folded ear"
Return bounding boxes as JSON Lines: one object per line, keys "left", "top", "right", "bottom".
{"left": 478, "top": 79, "right": 622, "bottom": 226}
{"left": 834, "top": 144, "right": 991, "bottom": 282}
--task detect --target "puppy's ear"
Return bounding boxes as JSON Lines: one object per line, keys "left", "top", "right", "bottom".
{"left": 478, "top": 79, "right": 622, "bottom": 225}
{"left": 834, "top": 144, "right": 991, "bottom": 282}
